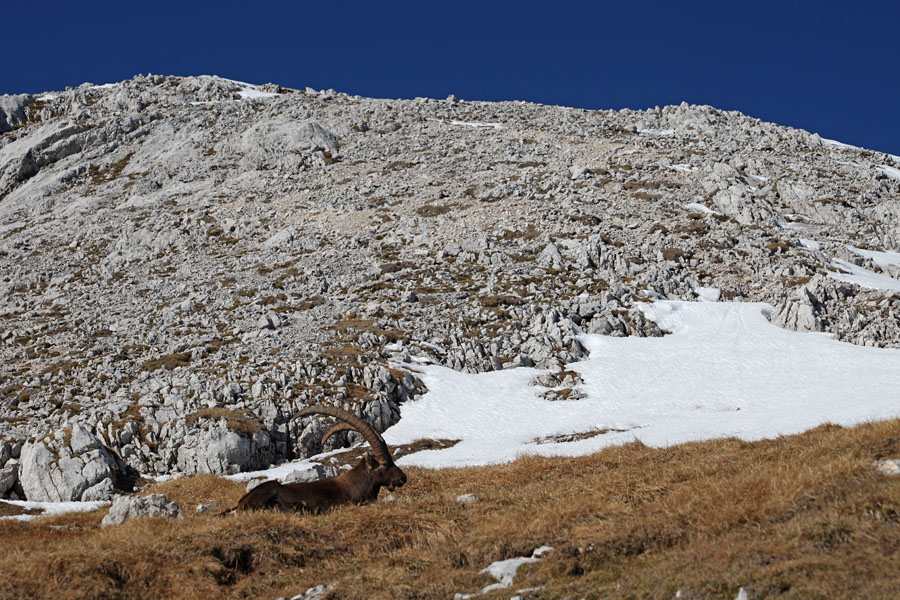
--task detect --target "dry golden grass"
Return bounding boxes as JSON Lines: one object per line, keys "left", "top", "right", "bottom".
{"left": 2, "top": 421, "right": 900, "bottom": 599}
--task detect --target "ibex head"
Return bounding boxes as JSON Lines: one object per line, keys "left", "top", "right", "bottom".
{"left": 299, "top": 405, "right": 407, "bottom": 493}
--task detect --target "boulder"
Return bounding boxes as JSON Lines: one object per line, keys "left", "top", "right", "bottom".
{"left": 82, "top": 477, "right": 116, "bottom": 502}
{"left": 18, "top": 424, "right": 119, "bottom": 502}
{"left": 0, "top": 440, "right": 10, "bottom": 467}
{"left": 537, "top": 243, "right": 563, "bottom": 269}
{"left": 101, "top": 493, "right": 182, "bottom": 527}
{"left": 279, "top": 584, "right": 331, "bottom": 600}
{"left": 176, "top": 421, "right": 275, "bottom": 475}
{"left": 771, "top": 283, "right": 824, "bottom": 333}
{"left": 0, "top": 94, "right": 34, "bottom": 132}
{"left": 569, "top": 164, "right": 591, "bottom": 179}
{"left": 0, "top": 464, "right": 17, "bottom": 497}
{"left": 261, "top": 227, "right": 296, "bottom": 250}
{"left": 232, "top": 118, "right": 337, "bottom": 170}
{"left": 0, "top": 120, "right": 90, "bottom": 198}
{"left": 283, "top": 463, "right": 339, "bottom": 484}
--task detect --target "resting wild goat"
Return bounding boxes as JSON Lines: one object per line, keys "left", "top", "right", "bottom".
{"left": 232, "top": 406, "right": 406, "bottom": 513}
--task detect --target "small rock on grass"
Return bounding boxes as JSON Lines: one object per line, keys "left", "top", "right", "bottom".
{"left": 875, "top": 459, "right": 900, "bottom": 475}
{"left": 101, "top": 493, "right": 182, "bottom": 527}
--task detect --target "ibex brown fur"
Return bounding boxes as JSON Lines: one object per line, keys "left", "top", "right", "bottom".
{"left": 232, "top": 406, "right": 406, "bottom": 513}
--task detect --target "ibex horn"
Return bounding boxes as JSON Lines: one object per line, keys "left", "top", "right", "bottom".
{"left": 299, "top": 406, "right": 391, "bottom": 465}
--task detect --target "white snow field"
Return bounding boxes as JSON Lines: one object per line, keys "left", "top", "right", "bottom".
{"left": 384, "top": 300, "right": 900, "bottom": 468}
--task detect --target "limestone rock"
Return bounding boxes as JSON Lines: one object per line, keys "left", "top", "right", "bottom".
{"left": 569, "top": 164, "right": 591, "bottom": 179}
{"left": 18, "top": 424, "right": 119, "bottom": 502}
{"left": 176, "top": 421, "right": 275, "bottom": 475}
{"left": 283, "top": 463, "right": 339, "bottom": 483}
{"left": 537, "top": 243, "right": 563, "bottom": 268}
{"left": 771, "top": 283, "right": 824, "bottom": 333}
{"left": 101, "top": 493, "right": 182, "bottom": 527}
{"left": 280, "top": 584, "right": 331, "bottom": 600}
{"left": 2, "top": 74, "right": 900, "bottom": 482}
{"left": 0, "top": 464, "right": 17, "bottom": 497}
{"left": 0, "top": 93, "right": 34, "bottom": 132}
{"left": 82, "top": 477, "right": 116, "bottom": 502}
{"left": 0, "top": 440, "right": 10, "bottom": 467}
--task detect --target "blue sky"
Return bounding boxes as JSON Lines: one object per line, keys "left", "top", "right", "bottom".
{"left": 4, "top": 1, "right": 898, "bottom": 154}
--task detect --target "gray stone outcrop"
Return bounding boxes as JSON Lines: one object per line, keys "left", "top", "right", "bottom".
{"left": 283, "top": 463, "right": 339, "bottom": 484}
{"left": 176, "top": 421, "right": 275, "bottom": 475}
{"left": 0, "top": 94, "right": 34, "bottom": 132}
{"left": 101, "top": 493, "right": 182, "bottom": 527}
{"left": 18, "top": 424, "right": 119, "bottom": 502}
{"left": 0, "top": 463, "right": 17, "bottom": 497}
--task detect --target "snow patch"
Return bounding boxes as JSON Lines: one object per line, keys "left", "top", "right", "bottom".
{"left": 237, "top": 86, "right": 277, "bottom": 100}
{"left": 827, "top": 258, "right": 900, "bottom": 292}
{"left": 798, "top": 238, "right": 821, "bottom": 251}
{"left": 426, "top": 118, "right": 503, "bottom": 130}
{"left": 876, "top": 164, "right": 900, "bottom": 181}
{"left": 775, "top": 218, "right": 815, "bottom": 230}
{"left": 0, "top": 499, "right": 109, "bottom": 522}
{"left": 638, "top": 128, "right": 675, "bottom": 136}
{"left": 385, "top": 301, "right": 900, "bottom": 469}
{"left": 821, "top": 137, "right": 860, "bottom": 151}
{"left": 847, "top": 245, "right": 900, "bottom": 269}
{"left": 693, "top": 287, "right": 720, "bottom": 302}
{"left": 449, "top": 546, "right": 554, "bottom": 597}
{"left": 225, "top": 456, "right": 329, "bottom": 483}
{"left": 479, "top": 546, "right": 552, "bottom": 593}
{"left": 683, "top": 202, "right": 718, "bottom": 215}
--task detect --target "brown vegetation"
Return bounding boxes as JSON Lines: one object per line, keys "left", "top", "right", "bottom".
{"left": 185, "top": 407, "right": 264, "bottom": 436}
{"left": 331, "top": 318, "right": 401, "bottom": 342}
{"left": 661, "top": 247, "right": 685, "bottom": 261}
{"left": 141, "top": 352, "right": 191, "bottom": 371}
{"left": 2, "top": 420, "right": 900, "bottom": 599}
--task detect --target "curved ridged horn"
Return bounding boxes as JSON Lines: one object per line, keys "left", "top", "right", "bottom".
{"left": 299, "top": 406, "right": 391, "bottom": 465}
{"left": 321, "top": 422, "right": 355, "bottom": 446}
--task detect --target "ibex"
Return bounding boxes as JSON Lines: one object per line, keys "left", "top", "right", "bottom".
{"left": 232, "top": 406, "right": 406, "bottom": 513}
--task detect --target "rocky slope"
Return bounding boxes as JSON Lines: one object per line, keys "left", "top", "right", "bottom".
{"left": 1, "top": 74, "right": 899, "bottom": 501}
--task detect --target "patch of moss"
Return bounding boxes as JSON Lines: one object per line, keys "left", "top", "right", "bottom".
{"left": 415, "top": 204, "right": 453, "bottom": 217}
{"left": 185, "top": 408, "right": 264, "bottom": 436}
{"left": 141, "top": 353, "right": 191, "bottom": 372}
{"left": 88, "top": 152, "right": 134, "bottom": 185}
{"left": 479, "top": 295, "right": 522, "bottom": 308}
{"left": 660, "top": 248, "right": 684, "bottom": 261}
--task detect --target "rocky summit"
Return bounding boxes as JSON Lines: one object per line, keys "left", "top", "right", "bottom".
{"left": 1, "top": 74, "right": 899, "bottom": 502}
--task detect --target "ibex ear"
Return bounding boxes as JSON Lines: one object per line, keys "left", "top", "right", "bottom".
{"left": 364, "top": 452, "right": 379, "bottom": 468}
